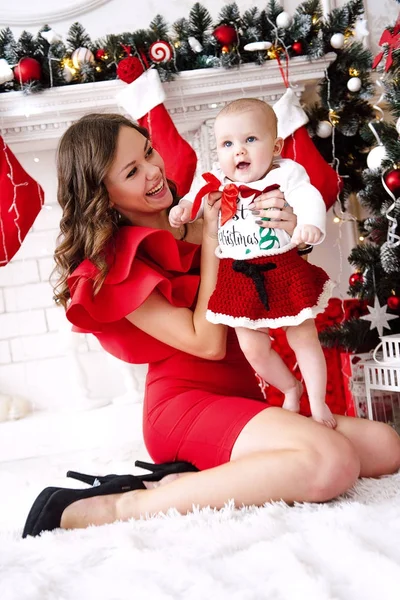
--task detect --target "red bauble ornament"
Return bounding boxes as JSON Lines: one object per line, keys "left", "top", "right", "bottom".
{"left": 384, "top": 169, "right": 400, "bottom": 197}
{"left": 116, "top": 57, "right": 144, "bottom": 84}
{"left": 96, "top": 49, "right": 106, "bottom": 60}
{"left": 213, "top": 24, "right": 238, "bottom": 46}
{"left": 292, "top": 41, "right": 303, "bottom": 55}
{"left": 349, "top": 272, "right": 364, "bottom": 286}
{"left": 387, "top": 295, "right": 400, "bottom": 310}
{"left": 13, "top": 57, "right": 42, "bottom": 84}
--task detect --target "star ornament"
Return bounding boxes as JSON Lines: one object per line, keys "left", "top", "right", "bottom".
{"left": 360, "top": 297, "right": 398, "bottom": 336}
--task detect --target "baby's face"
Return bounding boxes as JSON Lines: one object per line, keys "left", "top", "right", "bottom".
{"left": 214, "top": 107, "right": 282, "bottom": 183}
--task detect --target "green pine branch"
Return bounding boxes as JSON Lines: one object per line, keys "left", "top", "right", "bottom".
{"left": 66, "top": 22, "right": 92, "bottom": 52}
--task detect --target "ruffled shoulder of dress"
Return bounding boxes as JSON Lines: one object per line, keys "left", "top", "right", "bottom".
{"left": 66, "top": 226, "right": 200, "bottom": 353}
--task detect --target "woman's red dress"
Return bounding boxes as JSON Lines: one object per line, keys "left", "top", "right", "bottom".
{"left": 66, "top": 226, "right": 272, "bottom": 470}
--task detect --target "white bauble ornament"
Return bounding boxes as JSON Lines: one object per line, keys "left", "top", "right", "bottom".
{"left": 347, "top": 76, "right": 362, "bottom": 92}
{"left": 41, "top": 29, "right": 62, "bottom": 45}
{"left": 244, "top": 41, "right": 272, "bottom": 51}
{"left": 330, "top": 33, "right": 345, "bottom": 49}
{"left": 71, "top": 47, "right": 95, "bottom": 69}
{"left": 367, "top": 145, "right": 387, "bottom": 170}
{"left": 396, "top": 116, "right": 400, "bottom": 135}
{"left": 276, "top": 12, "right": 292, "bottom": 29}
{"left": 0, "top": 58, "right": 14, "bottom": 84}
{"left": 188, "top": 36, "right": 203, "bottom": 53}
{"left": 316, "top": 120, "right": 333, "bottom": 138}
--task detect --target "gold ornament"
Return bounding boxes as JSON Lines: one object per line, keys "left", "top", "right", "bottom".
{"left": 267, "top": 45, "right": 282, "bottom": 59}
{"left": 328, "top": 109, "right": 340, "bottom": 125}
{"left": 349, "top": 67, "right": 360, "bottom": 77}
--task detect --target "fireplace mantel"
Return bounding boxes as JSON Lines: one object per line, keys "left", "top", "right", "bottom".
{"left": 0, "top": 53, "right": 336, "bottom": 152}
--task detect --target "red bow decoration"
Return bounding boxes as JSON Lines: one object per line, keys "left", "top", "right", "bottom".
{"left": 190, "top": 172, "right": 279, "bottom": 226}
{"left": 372, "top": 16, "right": 400, "bottom": 72}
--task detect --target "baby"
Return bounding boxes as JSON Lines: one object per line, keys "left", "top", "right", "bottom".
{"left": 169, "top": 98, "right": 336, "bottom": 427}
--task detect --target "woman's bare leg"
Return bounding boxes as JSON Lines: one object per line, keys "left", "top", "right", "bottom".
{"left": 235, "top": 327, "right": 302, "bottom": 410}
{"left": 61, "top": 407, "right": 362, "bottom": 529}
{"left": 334, "top": 415, "right": 400, "bottom": 477}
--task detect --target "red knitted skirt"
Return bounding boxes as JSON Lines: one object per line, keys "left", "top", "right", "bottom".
{"left": 207, "top": 248, "right": 335, "bottom": 329}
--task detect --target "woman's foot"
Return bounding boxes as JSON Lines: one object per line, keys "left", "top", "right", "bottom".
{"left": 60, "top": 473, "right": 191, "bottom": 529}
{"left": 282, "top": 380, "right": 303, "bottom": 413}
{"left": 60, "top": 490, "right": 143, "bottom": 529}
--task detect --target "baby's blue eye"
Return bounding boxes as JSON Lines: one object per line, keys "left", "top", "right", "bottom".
{"left": 246, "top": 136, "right": 257, "bottom": 143}
{"left": 223, "top": 141, "right": 232, "bottom": 147}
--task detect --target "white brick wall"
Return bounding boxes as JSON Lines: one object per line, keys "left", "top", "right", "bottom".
{"left": 0, "top": 149, "right": 147, "bottom": 411}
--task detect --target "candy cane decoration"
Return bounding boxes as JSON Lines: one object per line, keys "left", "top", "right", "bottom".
{"left": 149, "top": 41, "right": 173, "bottom": 63}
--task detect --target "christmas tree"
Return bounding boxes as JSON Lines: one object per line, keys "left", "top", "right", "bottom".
{"left": 320, "top": 11, "right": 400, "bottom": 352}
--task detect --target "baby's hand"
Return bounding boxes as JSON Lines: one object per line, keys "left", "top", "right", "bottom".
{"left": 169, "top": 200, "right": 193, "bottom": 228}
{"left": 291, "top": 224, "right": 322, "bottom": 246}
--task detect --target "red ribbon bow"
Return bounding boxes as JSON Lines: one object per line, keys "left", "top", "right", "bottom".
{"left": 372, "top": 17, "right": 400, "bottom": 72}
{"left": 190, "top": 172, "right": 279, "bottom": 226}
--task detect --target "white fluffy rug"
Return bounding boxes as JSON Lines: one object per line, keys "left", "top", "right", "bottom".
{"left": 1, "top": 407, "right": 400, "bottom": 600}
{"left": 2, "top": 473, "right": 400, "bottom": 600}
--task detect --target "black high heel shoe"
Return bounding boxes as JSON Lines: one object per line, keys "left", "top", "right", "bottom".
{"left": 66, "top": 460, "right": 198, "bottom": 486}
{"left": 22, "top": 474, "right": 147, "bottom": 539}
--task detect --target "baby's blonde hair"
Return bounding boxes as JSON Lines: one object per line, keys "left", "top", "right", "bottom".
{"left": 216, "top": 98, "right": 278, "bottom": 137}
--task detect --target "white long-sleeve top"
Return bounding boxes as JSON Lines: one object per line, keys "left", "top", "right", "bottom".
{"left": 185, "top": 158, "right": 326, "bottom": 260}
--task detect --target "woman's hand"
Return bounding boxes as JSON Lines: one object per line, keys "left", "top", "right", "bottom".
{"left": 249, "top": 189, "right": 297, "bottom": 237}
{"left": 202, "top": 191, "right": 222, "bottom": 240}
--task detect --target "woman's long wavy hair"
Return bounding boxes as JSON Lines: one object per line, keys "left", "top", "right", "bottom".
{"left": 53, "top": 113, "right": 179, "bottom": 309}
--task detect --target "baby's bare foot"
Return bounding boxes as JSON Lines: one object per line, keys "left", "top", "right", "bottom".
{"left": 310, "top": 402, "right": 337, "bottom": 428}
{"left": 282, "top": 380, "right": 303, "bottom": 413}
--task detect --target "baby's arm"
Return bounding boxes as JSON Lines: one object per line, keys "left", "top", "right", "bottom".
{"left": 283, "top": 162, "right": 326, "bottom": 246}
{"left": 291, "top": 224, "right": 322, "bottom": 246}
{"left": 169, "top": 199, "right": 193, "bottom": 228}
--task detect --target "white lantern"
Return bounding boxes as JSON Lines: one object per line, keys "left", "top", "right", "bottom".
{"left": 330, "top": 33, "right": 345, "bottom": 49}
{"left": 347, "top": 77, "right": 362, "bottom": 92}
{"left": 316, "top": 121, "right": 333, "bottom": 138}
{"left": 366, "top": 145, "right": 387, "bottom": 170}
{"left": 276, "top": 12, "right": 293, "bottom": 29}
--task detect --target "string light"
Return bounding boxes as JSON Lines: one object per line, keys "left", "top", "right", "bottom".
{"left": 333, "top": 216, "right": 341, "bottom": 223}
{"left": 349, "top": 67, "right": 360, "bottom": 76}
{"left": 359, "top": 236, "right": 365, "bottom": 241}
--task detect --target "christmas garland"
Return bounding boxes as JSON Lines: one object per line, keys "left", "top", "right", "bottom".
{"left": 0, "top": 0, "right": 369, "bottom": 92}
{"left": 0, "top": 0, "right": 376, "bottom": 205}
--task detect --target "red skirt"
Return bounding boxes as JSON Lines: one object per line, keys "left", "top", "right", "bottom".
{"left": 207, "top": 248, "right": 334, "bottom": 329}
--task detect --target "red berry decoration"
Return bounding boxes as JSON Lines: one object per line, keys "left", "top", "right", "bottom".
{"left": 384, "top": 169, "right": 400, "bottom": 197}
{"left": 213, "top": 24, "right": 238, "bottom": 46}
{"left": 14, "top": 57, "right": 42, "bottom": 84}
{"left": 292, "top": 41, "right": 303, "bottom": 55}
{"left": 349, "top": 272, "right": 364, "bottom": 286}
{"left": 96, "top": 49, "right": 106, "bottom": 60}
{"left": 387, "top": 295, "right": 400, "bottom": 310}
{"left": 116, "top": 56, "right": 144, "bottom": 84}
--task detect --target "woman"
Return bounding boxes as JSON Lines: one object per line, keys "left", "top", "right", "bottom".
{"left": 23, "top": 114, "right": 400, "bottom": 537}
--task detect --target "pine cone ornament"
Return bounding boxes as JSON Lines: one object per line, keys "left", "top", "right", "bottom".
{"left": 380, "top": 241, "right": 400, "bottom": 274}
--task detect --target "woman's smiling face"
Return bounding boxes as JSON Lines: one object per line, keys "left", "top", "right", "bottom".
{"left": 104, "top": 125, "right": 173, "bottom": 222}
